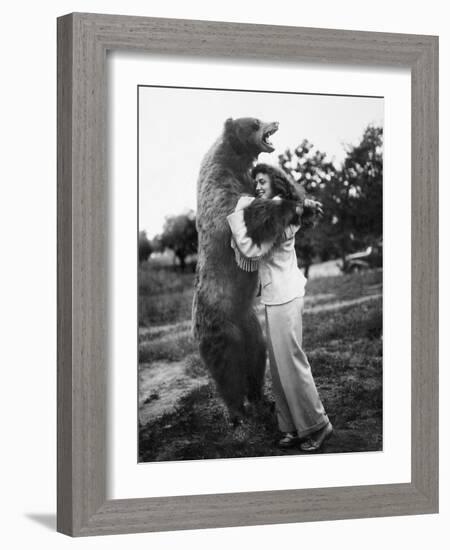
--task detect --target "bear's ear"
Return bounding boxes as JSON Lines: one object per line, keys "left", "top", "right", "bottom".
{"left": 224, "top": 118, "right": 234, "bottom": 133}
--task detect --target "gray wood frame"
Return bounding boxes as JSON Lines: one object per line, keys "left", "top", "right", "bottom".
{"left": 57, "top": 12, "right": 439, "bottom": 537}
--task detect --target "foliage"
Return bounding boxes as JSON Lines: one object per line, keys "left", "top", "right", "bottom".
{"left": 159, "top": 210, "right": 198, "bottom": 270}
{"left": 138, "top": 230, "right": 152, "bottom": 263}
{"left": 279, "top": 125, "right": 383, "bottom": 264}
{"left": 139, "top": 262, "right": 195, "bottom": 326}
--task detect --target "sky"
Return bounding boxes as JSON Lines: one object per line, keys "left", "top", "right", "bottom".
{"left": 139, "top": 86, "right": 383, "bottom": 238}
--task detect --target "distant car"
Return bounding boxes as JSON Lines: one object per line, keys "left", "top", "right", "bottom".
{"left": 342, "top": 242, "right": 382, "bottom": 273}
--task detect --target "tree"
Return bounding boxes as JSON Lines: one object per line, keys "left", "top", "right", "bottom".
{"left": 279, "top": 126, "right": 383, "bottom": 264}
{"left": 160, "top": 210, "right": 198, "bottom": 270}
{"left": 279, "top": 139, "right": 339, "bottom": 269}
{"left": 320, "top": 125, "right": 383, "bottom": 260}
{"left": 138, "top": 230, "right": 152, "bottom": 263}
{"left": 340, "top": 125, "right": 383, "bottom": 244}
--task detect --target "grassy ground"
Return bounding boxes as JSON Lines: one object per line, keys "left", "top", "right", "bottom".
{"left": 138, "top": 261, "right": 382, "bottom": 461}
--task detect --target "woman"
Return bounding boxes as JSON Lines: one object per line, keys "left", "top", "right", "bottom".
{"left": 227, "top": 163, "right": 332, "bottom": 452}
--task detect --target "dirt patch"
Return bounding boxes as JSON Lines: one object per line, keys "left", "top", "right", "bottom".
{"left": 139, "top": 361, "right": 209, "bottom": 425}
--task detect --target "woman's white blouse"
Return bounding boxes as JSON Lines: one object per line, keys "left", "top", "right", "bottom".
{"left": 227, "top": 196, "right": 307, "bottom": 305}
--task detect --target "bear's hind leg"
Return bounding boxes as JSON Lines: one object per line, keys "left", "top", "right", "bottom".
{"left": 198, "top": 323, "right": 248, "bottom": 425}
{"left": 243, "top": 312, "right": 267, "bottom": 406}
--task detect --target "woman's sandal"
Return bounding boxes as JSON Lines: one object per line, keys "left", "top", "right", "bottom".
{"left": 278, "top": 432, "right": 298, "bottom": 448}
{"left": 300, "top": 422, "right": 333, "bottom": 452}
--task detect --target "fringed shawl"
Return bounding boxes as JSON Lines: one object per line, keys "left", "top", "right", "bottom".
{"left": 230, "top": 237, "right": 274, "bottom": 272}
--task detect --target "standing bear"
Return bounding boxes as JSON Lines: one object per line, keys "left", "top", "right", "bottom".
{"left": 193, "top": 117, "right": 302, "bottom": 423}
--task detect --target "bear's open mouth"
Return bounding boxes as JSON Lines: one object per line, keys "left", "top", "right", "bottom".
{"left": 261, "top": 122, "right": 279, "bottom": 151}
{"left": 263, "top": 129, "right": 276, "bottom": 146}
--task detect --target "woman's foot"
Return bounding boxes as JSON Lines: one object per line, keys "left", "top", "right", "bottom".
{"left": 278, "top": 431, "right": 298, "bottom": 448}
{"left": 300, "top": 422, "right": 333, "bottom": 452}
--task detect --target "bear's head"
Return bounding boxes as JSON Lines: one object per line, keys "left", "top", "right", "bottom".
{"left": 224, "top": 117, "right": 279, "bottom": 157}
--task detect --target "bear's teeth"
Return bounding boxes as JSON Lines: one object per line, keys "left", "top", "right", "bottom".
{"left": 263, "top": 131, "right": 274, "bottom": 145}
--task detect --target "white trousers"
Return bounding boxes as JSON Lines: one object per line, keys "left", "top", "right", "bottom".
{"left": 265, "top": 297, "right": 328, "bottom": 437}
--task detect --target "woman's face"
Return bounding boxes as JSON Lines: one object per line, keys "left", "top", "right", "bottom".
{"left": 254, "top": 172, "right": 273, "bottom": 199}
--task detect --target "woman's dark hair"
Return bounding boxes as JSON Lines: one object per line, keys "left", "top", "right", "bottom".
{"left": 251, "top": 163, "right": 304, "bottom": 202}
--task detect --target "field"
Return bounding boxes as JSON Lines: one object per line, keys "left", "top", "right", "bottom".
{"left": 138, "top": 261, "right": 382, "bottom": 462}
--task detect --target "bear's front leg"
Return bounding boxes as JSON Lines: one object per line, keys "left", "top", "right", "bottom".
{"left": 243, "top": 198, "right": 301, "bottom": 246}
{"left": 301, "top": 198, "right": 324, "bottom": 229}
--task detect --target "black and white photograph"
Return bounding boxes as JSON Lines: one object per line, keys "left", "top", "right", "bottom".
{"left": 2, "top": 0, "right": 444, "bottom": 544}
{"left": 138, "top": 85, "right": 383, "bottom": 462}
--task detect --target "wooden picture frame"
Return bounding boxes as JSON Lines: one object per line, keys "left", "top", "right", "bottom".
{"left": 57, "top": 12, "right": 438, "bottom": 536}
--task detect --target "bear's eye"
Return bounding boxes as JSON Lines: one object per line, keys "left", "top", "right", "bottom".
{"left": 252, "top": 119, "right": 260, "bottom": 130}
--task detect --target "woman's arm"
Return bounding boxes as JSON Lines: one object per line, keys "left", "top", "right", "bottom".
{"left": 227, "top": 205, "right": 275, "bottom": 259}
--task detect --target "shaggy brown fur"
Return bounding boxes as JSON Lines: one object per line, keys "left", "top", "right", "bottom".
{"left": 243, "top": 198, "right": 301, "bottom": 246}
{"left": 192, "top": 118, "right": 300, "bottom": 423}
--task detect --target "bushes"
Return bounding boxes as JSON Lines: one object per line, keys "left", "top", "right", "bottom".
{"left": 139, "top": 265, "right": 195, "bottom": 326}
